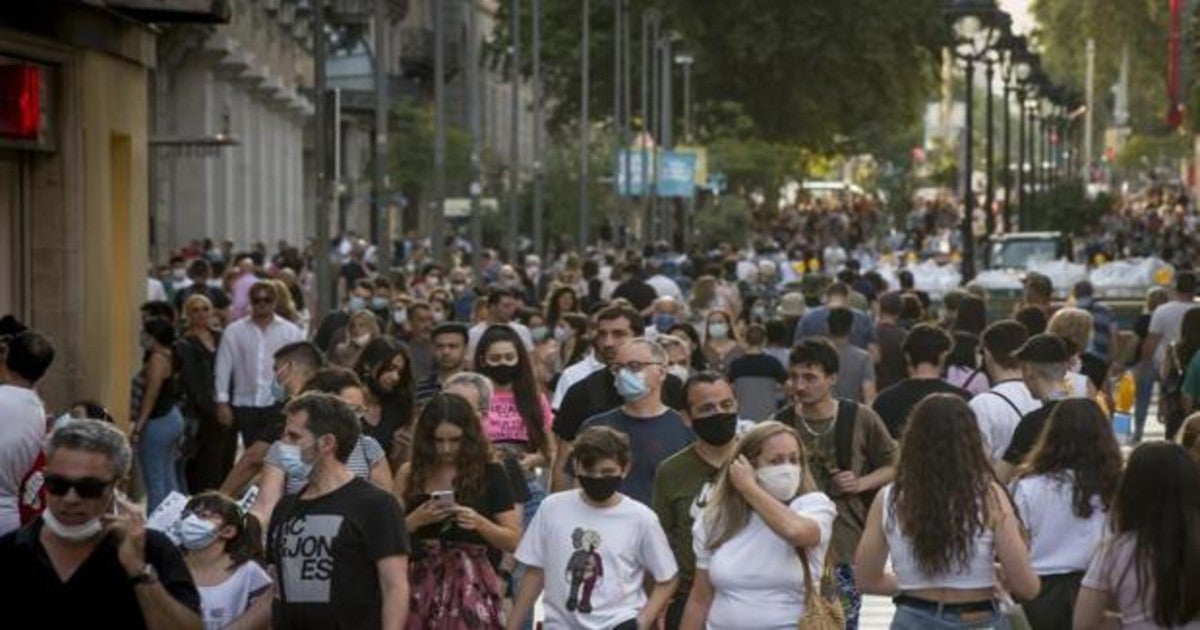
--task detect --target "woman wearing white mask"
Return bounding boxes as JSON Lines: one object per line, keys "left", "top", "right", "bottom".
{"left": 180, "top": 491, "right": 273, "bottom": 630}
{"left": 702, "top": 310, "right": 745, "bottom": 376}
{"left": 331, "top": 310, "right": 380, "bottom": 368}
{"left": 681, "top": 420, "right": 837, "bottom": 630}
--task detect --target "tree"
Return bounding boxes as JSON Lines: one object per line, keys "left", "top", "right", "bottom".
{"left": 491, "top": 0, "right": 945, "bottom": 150}
{"left": 388, "top": 97, "right": 474, "bottom": 225}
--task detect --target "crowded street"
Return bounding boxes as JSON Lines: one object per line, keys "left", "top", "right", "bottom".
{"left": 3, "top": 1, "right": 1200, "bottom": 630}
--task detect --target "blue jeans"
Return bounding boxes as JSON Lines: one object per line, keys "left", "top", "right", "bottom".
{"left": 891, "top": 602, "right": 1008, "bottom": 630}
{"left": 1133, "top": 370, "right": 1155, "bottom": 443}
{"left": 835, "top": 563, "right": 863, "bottom": 630}
{"left": 139, "top": 405, "right": 185, "bottom": 513}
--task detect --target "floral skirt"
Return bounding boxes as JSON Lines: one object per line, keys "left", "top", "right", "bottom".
{"left": 408, "top": 540, "right": 504, "bottom": 629}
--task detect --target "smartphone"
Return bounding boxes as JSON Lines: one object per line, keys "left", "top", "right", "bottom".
{"left": 430, "top": 490, "right": 456, "bottom": 509}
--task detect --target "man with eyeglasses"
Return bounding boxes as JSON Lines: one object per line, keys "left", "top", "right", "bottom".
{"left": 0, "top": 329, "right": 55, "bottom": 536}
{"left": 551, "top": 304, "right": 687, "bottom": 493}
{"left": 576, "top": 339, "right": 693, "bottom": 506}
{"left": 0, "top": 420, "right": 202, "bottom": 628}
{"left": 213, "top": 281, "right": 303, "bottom": 492}
{"left": 652, "top": 371, "right": 744, "bottom": 628}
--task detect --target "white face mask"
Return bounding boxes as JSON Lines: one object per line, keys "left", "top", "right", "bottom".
{"left": 756, "top": 463, "right": 802, "bottom": 502}
{"left": 42, "top": 508, "right": 104, "bottom": 542}
{"left": 176, "top": 514, "right": 220, "bottom": 551}
{"left": 354, "top": 334, "right": 372, "bottom": 346}
{"left": 667, "top": 364, "right": 690, "bottom": 382}
{"left": 709, "top": 323, "right": 730, "bottom": 340}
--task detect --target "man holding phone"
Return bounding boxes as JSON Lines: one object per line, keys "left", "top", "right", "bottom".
{"left": 0, "top": 420, "right": 203, "bottom": 628}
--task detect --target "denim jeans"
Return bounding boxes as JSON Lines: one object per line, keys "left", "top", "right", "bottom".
{"left": 1133, "top": 369, "right": 1155, "bottom": 443}
{"left": 891, "top": 602, "right": 1008, "bottom": 630}
{"left": 835, "top": 563, "right": 863, "bottom": 630}
{"left": 139, "top": 405, "right": 185, "bottom": 513}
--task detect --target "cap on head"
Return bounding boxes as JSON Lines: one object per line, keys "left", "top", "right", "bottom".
{"left": 1013, "top": 333, "right": 1071, "bottom": 364}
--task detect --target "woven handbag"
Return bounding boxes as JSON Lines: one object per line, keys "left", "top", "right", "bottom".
{"left": 796, "top": 545, "right": 845, "bottom": 630}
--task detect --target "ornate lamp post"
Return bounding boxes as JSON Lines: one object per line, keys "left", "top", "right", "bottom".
{"left": 945, "top": 0, "right": 1004, "bottom": 280}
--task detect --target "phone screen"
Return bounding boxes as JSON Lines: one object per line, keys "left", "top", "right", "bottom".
{"left": 431, "top": 491, "right": 455, "bottom": 508}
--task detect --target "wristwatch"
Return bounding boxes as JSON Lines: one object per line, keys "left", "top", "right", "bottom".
{"left": 129, "top": 562, "right": 158, "bottom": 586}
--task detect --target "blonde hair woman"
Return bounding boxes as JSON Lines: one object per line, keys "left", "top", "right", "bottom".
{"left": 269, "top": 279, "right": 300, "bottom": 325}
{"left": 1047, "top": 307, "right": 1096, "bottom": 399}
{"left": 177, "top": 294, "right": 230, "bottom": 492}
{"left": 681, "top": 421, "right": 836, "bottom": 630}
{"left": 332, "top": 309, "right": 381, "bottom": 368}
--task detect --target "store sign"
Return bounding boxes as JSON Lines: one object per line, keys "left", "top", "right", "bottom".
{"left": 615, "top": 150, "right": 697, "bottom": 198}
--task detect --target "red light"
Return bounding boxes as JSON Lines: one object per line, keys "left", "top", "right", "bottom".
{"left": 0, "top": 64, "right": 41, "bottom": 140}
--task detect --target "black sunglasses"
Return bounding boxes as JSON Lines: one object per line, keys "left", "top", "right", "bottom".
{"left": 43, "top": 475, "right": 115, "bottom": 499}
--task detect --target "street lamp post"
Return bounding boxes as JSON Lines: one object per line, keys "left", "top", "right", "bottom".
{"left": 508, "top": 0, "right": 521, "bottom": 262}
{"left": 675, "top": 50, "right": 694, "bottom": 252}
{"left": 533, "top": 0, "right": 544, "bottom": 258}
{"left": 467, "top": 0, "right": 483, "bottom": 278}
{"left": 998, "top": 33, "right": 1020, "bottom": 232}
{"left": 640, "top": 10, "right": 659, "bottom": 245}
{"left": 659, "top": 30, "right": 678, "bottom": 245}
{"left": 983, "top": 51, "right": 996, "bottom": 236}
{"left": 579, "top": 0, "right": 590, "bottom": 249}
{"left": 945, "top": 0, "right": 1004, "bottom": 281}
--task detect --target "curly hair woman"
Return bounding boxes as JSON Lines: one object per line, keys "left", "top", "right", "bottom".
{"left": 398, "top": 393, "right": 520, "bottom": 629}
{"left": 1009, "top": 398, "right": 1123, "bottom": 628}
{"left": 855, "top": 394, "right": 1039, "bottom": 629}
{"left": 680, "top": 421, "right": 837, "bottom": 630}
{"left": 1075, "top": 442, "right": 1200, "bottom": 629}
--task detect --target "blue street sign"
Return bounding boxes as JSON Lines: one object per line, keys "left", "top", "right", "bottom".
{"left": 615, "top": 149, "right": 696, "bottom": 198}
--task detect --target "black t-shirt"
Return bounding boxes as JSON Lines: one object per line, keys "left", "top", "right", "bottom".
{"left": 872, "top": 378, "right": 972, "bottom": 438}
{"left": 875, "top": 322, "right": 907, "bottom": 391}
{"left": 1080, "top": 353, "right": 1108, "bottom": 391}
{"left": 612, "top": 279, "right": 658, "bottom": 311}
{"left": 726, "top": 353, "right": 787, "bottom": 382}
{"left": 552, "top": 369, "right": 686, "bottom": 442}
{"left": 0, "top": 521, "right": 200, "bottom": 628}
{"left": 268, "top": 477, "right": 410, "bottom": 630}
{"left": 1003, "top": 402, "right": 1058, "bottom": 466}
{"left": 407, "top": 462, "right": 515, "bottom": 547}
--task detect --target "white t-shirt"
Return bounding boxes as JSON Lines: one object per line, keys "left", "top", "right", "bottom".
{"left": 198, "top": 561, "right": 273, "bottom": 630}
{"left": 1010, "top": 472, "right": 1107, "bottom": 575}
{"left": 692, "top": 492, "right": 837, "bottom": 630}
{"left": 0, "top": 385, "right": 47, "bottom": 535}
{"left": 515, "top": 490, "right": 678, "bottom": 630}
{"left": 1148, "top": 301, "right": 1200, "bottom": 365}
{"left": 969, "top": 380, "right": 1042, "bottom": 461}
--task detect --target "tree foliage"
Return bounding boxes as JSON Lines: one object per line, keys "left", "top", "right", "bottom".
{"left": 1031, "top": 0, "right": 1170, "bottom": 134}
{"left": 491, "top": 0, "right": 945, "bottom": 151}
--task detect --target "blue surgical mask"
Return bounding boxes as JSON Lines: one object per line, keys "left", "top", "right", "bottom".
{"left": 270, "top": 377, "right": 287, "bottom": 403}
{"left": 554, "top": 325, "right": 571, "bottom": 342}
{"left": 615, "top": 368, "right": 651, "bottom": 402}
{"left": 348, "top": 296, "right": 366, "bottom": 311}
{"left": 653, "top": 314, "right": 678, "bottom": 331}
{"left": 276, "top": 443, "right": 313, "bottom": 480}
{"left": 708, "top": 323, "right": 729, "bottom": 340}
{"left": 371, "top": 297, "right": 389, "bottom": 310}
{"left": 177, "top": 514, "right": 219, "bottom": 551}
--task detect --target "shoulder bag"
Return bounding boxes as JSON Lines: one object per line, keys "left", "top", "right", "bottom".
{"left": 796, "top": 545, "right": 845, "bottom": 630}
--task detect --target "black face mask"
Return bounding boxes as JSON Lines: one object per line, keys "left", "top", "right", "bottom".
{"left": 576, "top": 474, "right": 622, "bottom": 502}
{"left": 484, "top": 363, "right": 520, "bottom": 386}
{"left": 692, "top": 412, "right": 738, "bottom": 446}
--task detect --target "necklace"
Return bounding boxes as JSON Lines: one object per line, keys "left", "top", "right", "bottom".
{"left": 798, "top": 401, "right": 838, "bottom": 437}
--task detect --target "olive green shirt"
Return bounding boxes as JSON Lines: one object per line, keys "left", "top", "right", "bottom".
{"left": 651, "top": 444, "right": 720, "bottom": 600}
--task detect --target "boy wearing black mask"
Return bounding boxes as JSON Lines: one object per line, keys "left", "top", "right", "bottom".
{"left": 652, "top": 372, "right": 742, "bottom": 629}
{"left": 507, "top": 426, "right": 678, "bottom": 630}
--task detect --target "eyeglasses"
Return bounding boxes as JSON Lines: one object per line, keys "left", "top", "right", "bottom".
{"left": 44, "top": 475, "right": 115, "bottom": 499}
{"left": 609, "top": 361, "right": 663, "bottom": 374}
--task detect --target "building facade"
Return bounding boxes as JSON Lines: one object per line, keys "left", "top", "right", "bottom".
{"left": 152, "top": 0, "right": 313, "bottom": 256}
{"left": 0, "top": 1, "right": 226, "bottom": 420}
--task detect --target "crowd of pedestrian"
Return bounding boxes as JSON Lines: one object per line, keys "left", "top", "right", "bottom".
{"left": 1, "top": 223, "right": 1199, "bottom": 630}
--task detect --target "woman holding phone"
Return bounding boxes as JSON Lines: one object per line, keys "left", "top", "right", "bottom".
{"left": 397, "top": 392, "right": 521, "bottom": 629}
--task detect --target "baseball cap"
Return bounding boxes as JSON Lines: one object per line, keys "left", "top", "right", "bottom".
{"left": 1013, "top": 333, "right": 1071, "bottom": 364}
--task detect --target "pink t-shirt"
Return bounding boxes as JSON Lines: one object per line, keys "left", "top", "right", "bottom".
{"left": 484, "top": 390, "right": 554, "bottom": 444}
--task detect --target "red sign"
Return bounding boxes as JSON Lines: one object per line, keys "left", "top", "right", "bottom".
{"left": 0, "top": 64, "right": 40, "bottom": 140}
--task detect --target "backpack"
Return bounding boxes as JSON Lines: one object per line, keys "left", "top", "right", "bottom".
{"left": 777, "top": 399, "right": 875, "bottom": 511}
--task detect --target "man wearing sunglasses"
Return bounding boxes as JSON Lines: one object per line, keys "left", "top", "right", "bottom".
{"left": 213, "top": 281, "right": 303, "bottom": 493}
{"left": 0, "top": 420, "right": 202, "bottom": 628}
{"left": 0, "top": 329, "right": 55, "bottom": 536}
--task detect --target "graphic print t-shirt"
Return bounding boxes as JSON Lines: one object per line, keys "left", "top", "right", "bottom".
{"left": 484, "top": 390, "right": 554, "bottom": 445}
{"left": 515, "top": 490, "right": 678, "bottom": 630}
{"left": 267, "top": 478, "right": 410, "bottom": 630}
